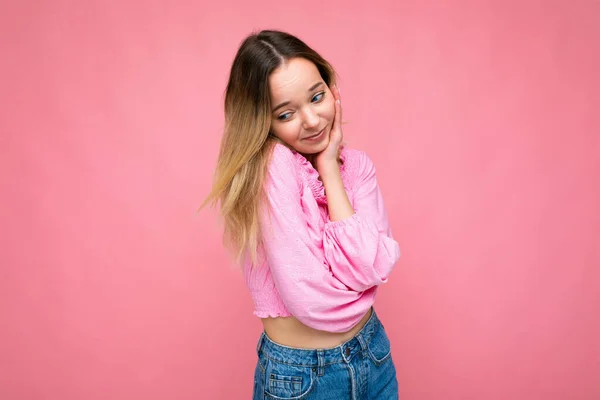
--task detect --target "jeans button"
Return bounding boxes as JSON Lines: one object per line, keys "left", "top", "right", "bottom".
{"left": 345, "top": 347, "right": 351, "bottom": 357}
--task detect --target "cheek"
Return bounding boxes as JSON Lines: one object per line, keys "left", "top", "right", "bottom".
{"left": 322, "top": 98, "right": 336, "bottom": 122}
{"left": 272, "top": 121, "right": 301, "bottom": 142}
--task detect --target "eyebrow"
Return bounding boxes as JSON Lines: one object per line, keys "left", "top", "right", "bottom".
{"left": 271, "top": 82, "right": 324, "bottom": 113}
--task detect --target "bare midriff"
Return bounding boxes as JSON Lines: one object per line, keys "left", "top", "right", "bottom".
{"left": 260, "top": 308, "right": 372, "bottom": 349}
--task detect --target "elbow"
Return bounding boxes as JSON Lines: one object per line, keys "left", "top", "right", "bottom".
{"left": 342, "top": 239, "right": 401, "bottom": 291}
{"left": 375, "top": 236, "right": 401, "bottom": 276}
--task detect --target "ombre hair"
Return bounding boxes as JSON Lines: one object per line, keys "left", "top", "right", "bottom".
{"left": 200, "top": 30, "right": 339, "bottom": 265}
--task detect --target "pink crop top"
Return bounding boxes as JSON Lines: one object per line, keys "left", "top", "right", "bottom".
{"left": 243, "top": 142, "right": 401, "bottom": 333}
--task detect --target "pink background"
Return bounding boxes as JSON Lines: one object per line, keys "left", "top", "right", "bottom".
{"left": 1, "top": 1, "right": 599, "bottom": 399}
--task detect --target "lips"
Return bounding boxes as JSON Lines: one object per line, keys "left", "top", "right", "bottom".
{"left": 304, "top": 127, "right": 325, "bottom": 141}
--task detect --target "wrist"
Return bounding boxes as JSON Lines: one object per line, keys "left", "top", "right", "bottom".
{"left": 316, "top": 159, "right": 340, "bottom": 176}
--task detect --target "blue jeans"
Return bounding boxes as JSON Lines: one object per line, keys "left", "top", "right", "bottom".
{"left": 253, "top": 309, "right": 399, "bottom": 399}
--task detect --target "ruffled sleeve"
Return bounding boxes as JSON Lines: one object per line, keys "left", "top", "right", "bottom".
{"left": 259, "top": 143, "right": 377, "bottom": 333}
{"left": 322, "top": 150, "right": 401, "bottom": 292}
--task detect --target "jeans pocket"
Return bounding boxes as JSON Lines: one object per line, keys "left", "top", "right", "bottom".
{"left": 366, "top": 322, "right": 392, "bottom": 366}
{"left": 264, "top": 358, "right": 315, "bottom": 399}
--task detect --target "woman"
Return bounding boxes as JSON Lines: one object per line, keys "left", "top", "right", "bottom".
{"left": 202, "top": 29, "right": 402, "bottom": 399}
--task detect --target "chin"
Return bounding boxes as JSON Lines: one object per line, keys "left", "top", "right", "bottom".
{"left": 298, "top": 140, "right": 328, "bottom": 155}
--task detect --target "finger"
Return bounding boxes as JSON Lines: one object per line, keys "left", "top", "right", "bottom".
{"left": 331, "top": 83, "right": 340, "bottom": 102}
{"left": 336, "top": 96, "right": 342, "bottom": 126}
{"left": 333, "top": 97, "right": 341, "bottom": 131}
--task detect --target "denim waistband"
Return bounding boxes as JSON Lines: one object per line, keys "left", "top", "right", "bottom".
{"left": 256, "top": 308, "right": 381, "bottom": 369}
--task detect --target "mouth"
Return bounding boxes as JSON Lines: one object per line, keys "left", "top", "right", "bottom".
{"left": 303, "top": 127, "right": 326, "bottom": 141}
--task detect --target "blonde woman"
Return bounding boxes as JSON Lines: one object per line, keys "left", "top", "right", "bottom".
{"left": 203, "top": 30, "right": 402, "bottom": 399}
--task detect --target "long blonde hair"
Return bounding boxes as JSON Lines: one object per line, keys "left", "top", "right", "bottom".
{"left": 200, "top": 30, "right": 338, "bottom": 265}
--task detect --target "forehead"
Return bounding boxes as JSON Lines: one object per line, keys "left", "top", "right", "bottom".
{"left": 269, "top": 58, "right": 322, "bottom": 99}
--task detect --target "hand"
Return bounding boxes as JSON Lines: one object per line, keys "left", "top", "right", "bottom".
{"left": 315, "top": 84, "right": 343, "bottom": 173}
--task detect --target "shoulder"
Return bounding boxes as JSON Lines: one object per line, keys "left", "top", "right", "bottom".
{"left": 341, "top": 146, "right": 376, "bottom": 180}
{"left": 270, "top": 141, "right": 298, "bottom": 165}
{"left": 268, "top": 142, "right": 301, "bottom": 174}
{"left": 264, "top": 142, "right": 303, "bottom": 191}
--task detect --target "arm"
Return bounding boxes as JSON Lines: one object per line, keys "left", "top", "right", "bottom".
{"left": 319, "top": 160, "right": 355, "bottom": 222}
{"left": 260, "top": 144, "right": 375, "bottom": 333}
{"left": 313, "top": 85, "right": 400, "bottom": 292}
{"left": 321, "top": 151, "right": 401, "bottom": 292}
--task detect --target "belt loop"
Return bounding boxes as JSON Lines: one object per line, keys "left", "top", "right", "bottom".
{"left": 356, "top": 333, "right": 368, "bottom": 356}
{"left": 256, "top": 332, "right": 265, "bottom": 354}
{"left": 317, "top": 350, "right": 325, "bottom": 377}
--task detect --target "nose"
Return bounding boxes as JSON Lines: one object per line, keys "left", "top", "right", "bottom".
{"left": 301, "top": 108, "right": 320, "bottom": 130}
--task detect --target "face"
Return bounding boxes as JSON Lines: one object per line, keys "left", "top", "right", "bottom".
{"left": 268, "top": 57, "right": 335, "bottom": 155}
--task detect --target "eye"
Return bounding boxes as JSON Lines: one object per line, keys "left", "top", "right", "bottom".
{"left": 277, "top": 112, "right": 292, "bottom": 121}
{"left": 311, "top": 92, "right": 325, "bottom": 103}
